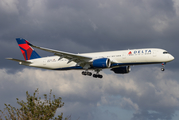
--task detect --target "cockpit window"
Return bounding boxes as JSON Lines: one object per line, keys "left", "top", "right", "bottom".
{"left": 163, "top": 51, "right": 168, "bottom": 54}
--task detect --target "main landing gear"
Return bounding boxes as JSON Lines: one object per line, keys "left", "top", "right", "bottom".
{"left": 161, "top": 62, "right": 166, "bottom": 71}
{"left": 82, "top": 71, "right": 92, "bottom": 76}
{"left": 93, "top": 69, "right": 103, "bottom": 78}
{"left": 82, "top": 69, "right": 103, "bottom": 78}
{"left": 93, "top": 74, "right": 103, "bottom": 78}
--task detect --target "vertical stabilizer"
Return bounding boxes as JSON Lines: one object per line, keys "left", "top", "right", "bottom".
{"left": 16, "top": 38, "right": 41, "bottom": 60}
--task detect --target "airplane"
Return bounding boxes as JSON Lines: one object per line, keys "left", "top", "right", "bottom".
{"left": 6, "top": 38, "right": 174, "bottom": 78}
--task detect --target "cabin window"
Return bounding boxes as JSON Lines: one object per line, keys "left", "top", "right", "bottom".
{"left": 163, "top": 51, "right": 168, "bottom": 54}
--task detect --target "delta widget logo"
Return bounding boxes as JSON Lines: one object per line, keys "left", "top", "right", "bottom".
{"left": 128, "top": 50, "right": 152, "bottom": 55}
{"left": 128, "top": 51, "right": 132, "bottom": 55}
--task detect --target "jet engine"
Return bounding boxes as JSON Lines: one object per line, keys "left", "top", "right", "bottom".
{"left": 111, "top": 66, "right": 131, "bottom": 74}
{"left": 92, "top": 58, "right": 111, "bottom": 68}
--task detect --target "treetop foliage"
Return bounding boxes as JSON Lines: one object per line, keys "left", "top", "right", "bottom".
{"left": 0, "top": 88, "right": 66, "bottom": 120}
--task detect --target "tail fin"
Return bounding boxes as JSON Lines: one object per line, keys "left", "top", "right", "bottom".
{"left": 16, "top": 38, "right": 41, "bottom": 60}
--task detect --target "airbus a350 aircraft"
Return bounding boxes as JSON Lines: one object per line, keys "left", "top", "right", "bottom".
{"left": 7, "top": 38, "right": 174, "bottom": 78}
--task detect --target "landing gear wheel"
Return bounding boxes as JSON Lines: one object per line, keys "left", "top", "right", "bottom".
{"left": 82, "top": 71, "right": 86, "bottom": 75}
{"left": 93, "top": 74, "right": 97, "bottom": 78}
{"left": 98, "top": 75, "right": 103, "bottom": 78}
{"left": 93, "top": 74, "right": 103, "bottom": 78}
{"left": 82, "top": 71, "right": 92, "bottom": 76}
{"left": 161, "top": 68, "right": 165, "bottom": 71}
{"left": 87, "top": 72, "right": 92, "bottom": 76}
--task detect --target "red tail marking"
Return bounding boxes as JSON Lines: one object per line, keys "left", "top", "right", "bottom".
{"left": 19, "top": 44, "right": 33, "bottom": 60}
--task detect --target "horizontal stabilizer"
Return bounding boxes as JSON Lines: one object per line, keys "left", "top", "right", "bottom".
{"left": 6, "top": 58, "right": 31, "bottom": 64}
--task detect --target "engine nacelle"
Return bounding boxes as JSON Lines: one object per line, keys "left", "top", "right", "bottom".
{"left": 92, "top": 58, "right": 111, "bottom": 68}
{"left": 111, "top": 66, "right": 131, "bottom": 74}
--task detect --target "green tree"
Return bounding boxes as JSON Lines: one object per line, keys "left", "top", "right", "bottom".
{"left": 0, "top": 89, "right": 65, "bottom": 120}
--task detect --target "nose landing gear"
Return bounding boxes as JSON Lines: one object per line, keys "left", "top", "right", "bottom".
{"left": 161, "top": 62, "right": 166, "bottom": 71}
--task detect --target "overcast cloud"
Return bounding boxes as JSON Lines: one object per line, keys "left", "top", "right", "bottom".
{"left": 0, "top": 0, "right": 179, "bottom": 120}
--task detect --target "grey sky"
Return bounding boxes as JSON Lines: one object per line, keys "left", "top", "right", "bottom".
{"left": 0, "top": 0, "right": 179, "bottom": 120}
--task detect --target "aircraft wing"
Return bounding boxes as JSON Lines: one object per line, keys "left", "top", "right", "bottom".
{"left": 27, "top": 41, "right": 92, "bottom": 63}
{"left": 6, "top": 58, "right": 31, "bottom": 64}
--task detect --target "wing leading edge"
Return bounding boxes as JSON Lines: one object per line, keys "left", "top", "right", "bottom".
{"left": 26, "top": 40, "right": 92, "bottom": 64}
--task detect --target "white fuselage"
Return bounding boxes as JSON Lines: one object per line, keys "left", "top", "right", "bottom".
{"left": 23, "top": 48, "right": 174, "bottom": 70}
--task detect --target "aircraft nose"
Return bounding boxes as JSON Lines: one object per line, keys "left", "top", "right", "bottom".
{"left": 169, "top": 54, "right": 174, "bottom": 61}
{"left": 171, "top": 55, "right": 174, "bottom": 60}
